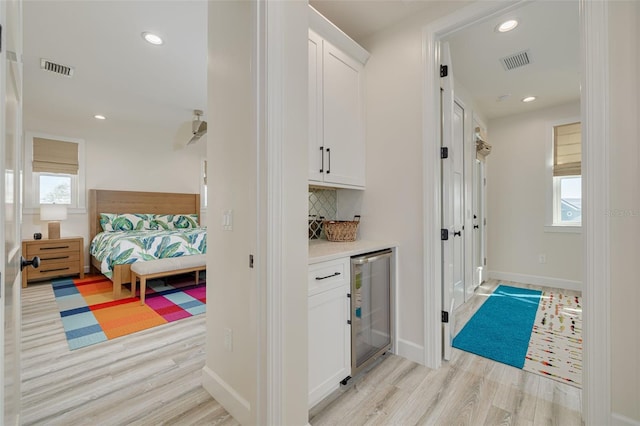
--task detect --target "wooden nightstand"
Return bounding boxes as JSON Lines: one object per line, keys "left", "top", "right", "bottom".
{"left": 22, "top": 237, "right": 85, "bottom": 288}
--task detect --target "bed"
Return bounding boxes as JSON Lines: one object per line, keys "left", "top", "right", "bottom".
{"left": 88, "top": 189, "right": 204, "bottom": 298}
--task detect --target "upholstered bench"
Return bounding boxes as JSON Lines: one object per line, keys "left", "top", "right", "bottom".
{"left": 130, "top": 254, "right": 206, "bottom": 305}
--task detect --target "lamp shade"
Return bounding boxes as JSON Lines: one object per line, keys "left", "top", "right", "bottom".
{"left": 40, "top": 204, "right": 68, "bottom": 221}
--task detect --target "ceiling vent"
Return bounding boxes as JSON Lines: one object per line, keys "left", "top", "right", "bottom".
{"left": 40, "top": 58, "right": 74, "bottom": 77}
{"left": 500, "top": 50, "right": 531, "bottom": 71}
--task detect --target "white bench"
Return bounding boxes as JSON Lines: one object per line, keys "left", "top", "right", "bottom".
{"left": 130, "top": 254, "right": 206, "bottom": 305}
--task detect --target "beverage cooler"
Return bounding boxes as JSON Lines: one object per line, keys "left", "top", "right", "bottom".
{"left": 350, "top": 249, "right": 393, "bottom": 376}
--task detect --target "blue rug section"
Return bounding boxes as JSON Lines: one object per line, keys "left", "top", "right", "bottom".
{"left": 452, "top": 285, "right": 542, "bottom": 368}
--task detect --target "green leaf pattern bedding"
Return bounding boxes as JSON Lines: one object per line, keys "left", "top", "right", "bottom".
{"left": 90, "top": 227, "right": 207, "bottom": 278}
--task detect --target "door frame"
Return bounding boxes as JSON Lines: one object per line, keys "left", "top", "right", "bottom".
{"left": 422, "top": 0, "right": 610, "bottom": 424}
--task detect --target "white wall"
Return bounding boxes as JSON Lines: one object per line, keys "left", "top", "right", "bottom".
{"left": 22, "top": 113, "right": 206, "bottom": 270}
{"left": 486, "top": 102, "right": 582, "bottom": 288}
{"left": 203, "top": 1, "right": 308, "bottom": 424}
{"left": 349, "top": 1, "right": 469, "bottom": 362}
{"left": 608, "top": 1, "right": 640, "bottom": 422}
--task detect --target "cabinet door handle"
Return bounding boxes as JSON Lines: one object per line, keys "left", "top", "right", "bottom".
{"left": 326, "top": 148, "right": 331, "bottom": 174}
{"left": 319, "top": 146, "right": 324, "bottom": 173}
{"left": 315, "top": 272, "right": 341, "bottom": 280}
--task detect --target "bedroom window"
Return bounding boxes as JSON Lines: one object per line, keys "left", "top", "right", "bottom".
{"left": 24, "top": 132, "right": 86, "bottom": 213}
{"left": 547, "top": 121, "right": 581, "bottom": 230}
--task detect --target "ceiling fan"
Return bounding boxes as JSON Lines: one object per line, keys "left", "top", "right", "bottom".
{"left": 188, "top": 109, "right": 207, "bottom": 145}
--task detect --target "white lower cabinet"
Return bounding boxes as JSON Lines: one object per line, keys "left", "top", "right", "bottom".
{"left": 308, "top": 257, "right": 351, "bottom": 409}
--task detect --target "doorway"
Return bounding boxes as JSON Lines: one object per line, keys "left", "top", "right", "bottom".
{"left": 423, "top": 0, "right": 611, "bottom": 422}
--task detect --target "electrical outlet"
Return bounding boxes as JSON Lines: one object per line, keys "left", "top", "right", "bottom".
{"left": 224, "top": 327, "right": 233, "bottom": 352}
{"left": 538, "top": 254, "right": 546, "bottom": 264}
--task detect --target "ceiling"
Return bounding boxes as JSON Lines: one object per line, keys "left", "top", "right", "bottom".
{"left": 444, "top": 0, "right": 580, "bottom": 119}
{"left": 22, "top": 1, "right": 579, "bottom": 137}
{"left": 23, "top": 1, "right": 207, "bottom": 134}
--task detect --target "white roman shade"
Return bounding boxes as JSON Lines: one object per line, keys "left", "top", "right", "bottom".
{"left": 553, "top": 122, "right": 581, "bottom": 176}
{"left": 33, "top": 137, "right": 79, "bottom": 174}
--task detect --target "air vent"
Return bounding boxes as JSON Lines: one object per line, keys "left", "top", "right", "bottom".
{"left": 500, "top": 50, "right": 531, "bottom": 71}
{"left": 40, "top": 58, "right": 74, "bottom": 77}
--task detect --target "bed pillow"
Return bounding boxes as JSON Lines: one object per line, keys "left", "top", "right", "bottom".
{"left": 100, "top": 213, "right": 156, "bottom": 232}
{"left": 151, "top": 214, "right": 199, "bottom": 230}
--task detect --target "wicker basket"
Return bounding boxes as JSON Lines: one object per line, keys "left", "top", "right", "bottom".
{"left": 323, "top": 215, "right": 361, "bottom": 242}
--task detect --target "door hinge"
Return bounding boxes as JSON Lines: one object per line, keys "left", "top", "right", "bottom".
{"left": 440, "top": 147, "right": 449, "bottom": 159}
{"left": 347, "top": 319, "right": 352, "bottom": 325}
{"left": 249, "top": 254, "right": 254, "bottom": 268}
{"left": 440, "top": 64, "right": 448, "bottom": 77}
{"left": 0, "top": 25, "right": 3, "bottom": 53}
{"left": 441, "top": 229, "right": 449, "bottom": 241}
{"left": 442, "top": 311, "right": 449, "bottom": 323}
{"left": 347, "top": 293, "right": 351, "bottom": 298}
{"left": 484, "top": 257, "right": 487, "bottom": 266}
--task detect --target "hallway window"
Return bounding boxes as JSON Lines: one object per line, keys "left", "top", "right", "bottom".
{"left": 552, "top": 122, "right": 581, "bottom": 226}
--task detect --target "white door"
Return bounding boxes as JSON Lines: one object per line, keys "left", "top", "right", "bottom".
{"left": 440, "top": 42, "right": 464, "bottom": 361}
{"left": 472, "top": 159, "right": 486, "bottom": 288}
{"left": 1, "top": 0, "right": 24, "bottom": 423}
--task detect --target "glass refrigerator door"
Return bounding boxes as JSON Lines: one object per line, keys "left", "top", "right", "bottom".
{"left": 351, "top": 251, "right": 391, "bottom": 374}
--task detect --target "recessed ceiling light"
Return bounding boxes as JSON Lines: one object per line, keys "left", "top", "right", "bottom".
{"left": 94, "top": 114, "right": 106, "bottom": 120}
{"left": 142, "top": 32, "right": 163, "bottom": 45}
{"left": 522, "top": 96, "right": 536, "bottom": 103}
{"left": 497, "top": 19, "right": 519, "bottom": 33}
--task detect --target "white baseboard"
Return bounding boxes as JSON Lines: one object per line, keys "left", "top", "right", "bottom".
{"left": 612, "top": 412, "right": 640, "bottom": 426}
{"left": 202, "top": 365, "right": 250, "bottom": 425}
{"left": 396, "top": 338, "right": 424, "bottom": 365}
{"left": 487, "top": 271, "right": 582, "bottom": 292}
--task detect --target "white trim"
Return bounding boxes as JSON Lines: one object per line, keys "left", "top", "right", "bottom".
{"left": 263, "top": 1, "right": 284, "bottom": 424}
{"left": 612, "top": 413, "right": 640, "bottom": 426}
{"left": 308, "top": 5, "right": 370, "bottom": 65}
{"left": 424, "top": 0, "right": 610, "bottom": 424}
{"left": 396, "top": 338, "right": 425, "bottom": 365}
{"left": 544, "top": 225, "right": 582, "bottom": 234}
{"left": 202, "top": 366, "right": 251, "bottom": 426}
{"left": 487, "top": 271, "right": 582, "bottom": 292}
{"left": 580, "top": 0, "right": 611, "bottom": 424}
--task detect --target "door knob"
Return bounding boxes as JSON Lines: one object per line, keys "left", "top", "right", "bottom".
{"left": 20, "top": 256, "right": 41, "bottom": 271}
{"left": 453, "top": 231, "right": 461, "bottom": 237}
{"left": 473, "top": 225, "right": 479, "bottom": 229}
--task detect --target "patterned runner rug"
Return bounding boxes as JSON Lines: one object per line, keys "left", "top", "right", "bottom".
{"left": 523, "top": 289, "right": 582, "bottom": 387}
{"left": 52, "top": 273, "right": 206, "bottom": 350}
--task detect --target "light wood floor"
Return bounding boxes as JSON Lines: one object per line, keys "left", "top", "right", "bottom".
{"left": 21, "top": 280, "right": 238, "bottom": 426}
{"left": 22, "top": 278, "right": 582, "bottom": 425}
{"left": 309, "top": 279, "right": 583, "bottom": 426}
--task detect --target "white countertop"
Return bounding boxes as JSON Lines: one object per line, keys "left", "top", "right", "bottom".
{"left": 308, "top": 239, "right": 397, "bottom": 264}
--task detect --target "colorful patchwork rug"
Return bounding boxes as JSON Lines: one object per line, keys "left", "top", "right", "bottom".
{"left": 52, "top": 274, "right": 206, "bottom": 350}
{"left": 523, "top": 289, "right": 582, "bottom": 387}
{"left": 453, "top": 284, "right": 582, "bottom": 388}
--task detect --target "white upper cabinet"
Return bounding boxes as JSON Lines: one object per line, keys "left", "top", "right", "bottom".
{"left": 308, "top": 7, "right": 369, "bottom": 190}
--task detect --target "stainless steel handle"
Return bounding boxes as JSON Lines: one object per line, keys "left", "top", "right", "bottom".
{"left": 351, "top": 249, "right": 392, "bottom": 265}
{"left": 315, "top": 272, "right": 341, "bottom": 280}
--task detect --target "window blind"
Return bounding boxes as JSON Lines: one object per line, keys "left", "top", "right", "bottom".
{"left": 33, "top": 137, "right": 79, "bottom": 174}
{"left": 553, "top": 122, "right": 581, "bottom": 176}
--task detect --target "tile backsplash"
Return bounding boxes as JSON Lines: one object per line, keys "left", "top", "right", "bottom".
{"left": 309, "top": 187, "right": 337, "bottom": 239}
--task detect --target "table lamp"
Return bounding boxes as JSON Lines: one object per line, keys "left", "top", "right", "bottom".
{"left": 40, "top": 204, "right": 68, "bottom": 239}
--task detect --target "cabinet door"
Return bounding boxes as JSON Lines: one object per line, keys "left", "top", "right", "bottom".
{"left": 308, "top": 284, "right": 350, "bottom": 408}
{"left": 308, "top": 30, "right": 324, "bottom": 183}
{"left": 322, "top": 40, "right": 365, "bottom": 188}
